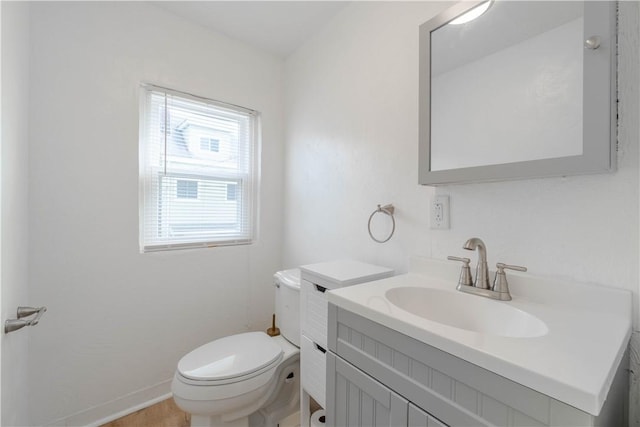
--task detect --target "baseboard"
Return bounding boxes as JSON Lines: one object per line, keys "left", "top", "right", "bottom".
{"left": 46, "top": 378, "right": 173, "bottom": 427}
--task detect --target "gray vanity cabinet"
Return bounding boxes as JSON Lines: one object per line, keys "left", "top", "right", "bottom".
{"left": 326, "top": 304, "right": 628, "bottom": 427}
{"left": 327, "top": 352, "right": 410, "bottom": 426}
{"left": 327, "top": 351, "right": 448, "bottom": 427}
{"left": 409, "top": 404, "right": 448, "bottom": 427}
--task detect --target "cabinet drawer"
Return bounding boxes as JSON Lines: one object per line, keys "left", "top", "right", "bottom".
{"left": 301, "top": 279, "right": 330, "bottom": 348}
{"left": 301, "top": 335, "right": 327, "bottom": 408}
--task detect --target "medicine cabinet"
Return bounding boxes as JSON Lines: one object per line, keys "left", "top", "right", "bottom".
{"left": 418, "top": 1, "right": 616, "bottom": 185}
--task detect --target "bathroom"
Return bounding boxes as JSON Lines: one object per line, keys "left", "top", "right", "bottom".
{"left": 1, "top": 0, "right": 638, "bottom": 426}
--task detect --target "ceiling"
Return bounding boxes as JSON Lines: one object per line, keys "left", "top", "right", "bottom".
{"left": 152, "top": 1, "right": 349, "bottom": 58}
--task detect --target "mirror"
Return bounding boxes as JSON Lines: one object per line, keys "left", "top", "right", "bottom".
{"left": 418, "top": 1, "right": 616, "bottom": 186}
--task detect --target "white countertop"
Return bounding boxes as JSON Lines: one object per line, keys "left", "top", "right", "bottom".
{"left": 326, "top": 257, "right": 632, "bottom": 415}
{"left": 300, "top": 259, "right": 393, "bottom": 288}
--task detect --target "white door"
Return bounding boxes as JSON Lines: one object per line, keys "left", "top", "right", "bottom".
{"left": 1, "top": 2, "right": 4, "bottom": 421}
{"left": 1, "top": 1, "right": 32, "bottom": 425}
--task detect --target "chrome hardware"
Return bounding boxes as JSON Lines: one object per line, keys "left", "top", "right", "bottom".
{"left": 378, "top": 204, "right": 395, "bottom": 216}
{"left": 450, "top": 238, "right": 527, "bottom": 301}
{"left": 18, "top": 306, "right": 46, "bottom": 325}
{"left": 5, "top": 306, "right": 47, "bottom": 334}
{"left": 447, "top": 256, "right": 472, "bottom": 287}
{"left": 584, "top": 36, "right": 601, "bottom": 50}
{"left": 492, "top": 263, "right": 527, "bottom": 301}
{"left": 18, "top": 307, "right": 41, "bottom": 319}
{"left": 368, "top": 204, "right": 396, "bottom": 243}
{"left": 463, "top": 237, "right": 490, "bottom": 289}
{"left": 4, "top": 320, "right": 28, "bottom": 334}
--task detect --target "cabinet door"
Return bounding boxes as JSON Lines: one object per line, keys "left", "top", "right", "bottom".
{"left": 408, "top": 403, "right": 449, "bottom": 427}
{"left": 327, "top": 352, "right": 408, "bottom": 427}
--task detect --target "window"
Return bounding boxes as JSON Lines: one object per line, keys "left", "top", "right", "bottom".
{"left": 139, "top": 84, "right": 259, "bottom": 251}
{"left": 200, "top": 137, "right": 220, "bottom": 152}
{"left": 176, "top": 180, "right": 198, "bottom": 199}
{"left": 226, "top": 183, "right": 237, "bottom": 201}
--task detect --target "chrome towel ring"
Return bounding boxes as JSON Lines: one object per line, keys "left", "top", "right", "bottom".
{"left": 368, "top": 204, "right": 395, "bottom": 243}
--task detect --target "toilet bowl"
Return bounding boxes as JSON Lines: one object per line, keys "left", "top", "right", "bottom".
{"left": 172, "top": 269, "right": 301, "bottom": 427}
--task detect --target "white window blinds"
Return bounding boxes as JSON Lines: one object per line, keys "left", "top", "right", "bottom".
{"left": 139, "top": 84, "right": 259, "bottom": 252}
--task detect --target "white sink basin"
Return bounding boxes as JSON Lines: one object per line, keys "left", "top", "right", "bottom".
{"left": 326, "top": 257, "right": 632, "bottom": 414}
{"left": 385, "top": 286, "right": 548, "bottom": 338}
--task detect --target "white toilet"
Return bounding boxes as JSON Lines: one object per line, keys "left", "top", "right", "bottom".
{"left": 172, "top": 269, "right": 301, "bottom": 427}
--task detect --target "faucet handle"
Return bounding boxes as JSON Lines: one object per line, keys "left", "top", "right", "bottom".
{"left": 496, "top": 263, "right": 527, "bottom": 273}
{"left": 492, "top": 263, "right": 527, "bottom": 300}
{"left": 448, "top": 256, "right": 470, "bottom": 264}
{"left": 447, "top": 256, "right": 473, "bottom": 287}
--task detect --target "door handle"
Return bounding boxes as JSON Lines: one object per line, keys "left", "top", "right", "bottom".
{"left": 5, "top": 306, "right": 47, "bottom": 334}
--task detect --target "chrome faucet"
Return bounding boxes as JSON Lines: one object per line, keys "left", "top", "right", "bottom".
{"left": 448, "top": 238, "right": 527, "bottom": 301}
{"left": 463, "top": 237, "right": 490, "bottom": 289}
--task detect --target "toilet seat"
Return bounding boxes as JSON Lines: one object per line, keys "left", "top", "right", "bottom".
{"left": 172, "top": 334, "right": 297, "bottom": 404}
{"left": 177, "top": 332, "right": 283, "bottom": 386}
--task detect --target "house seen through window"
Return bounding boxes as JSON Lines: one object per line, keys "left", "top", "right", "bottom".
{"left": 139, "top": 84, "right": 259, "bottom": 251}
{"left": 200, "top": 137, "right": 220, "bottom": 152}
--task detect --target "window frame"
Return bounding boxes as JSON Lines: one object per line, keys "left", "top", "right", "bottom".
{"left": 139, "top": 83, "right": 260, "bottom": 252}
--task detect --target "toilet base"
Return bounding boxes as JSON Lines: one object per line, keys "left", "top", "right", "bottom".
{"left": 185, "top": 360, "right": 299, "bottom": 427}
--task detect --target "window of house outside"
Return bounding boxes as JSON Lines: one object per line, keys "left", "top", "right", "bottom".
{"left": 176, "top": 180, "right": 198, "bottom": 199}
{"left": 200, "top": 137, "right": 220, "bottom": 153}
{"left": 139, "top": 84, "right": 259, "bottom": 252}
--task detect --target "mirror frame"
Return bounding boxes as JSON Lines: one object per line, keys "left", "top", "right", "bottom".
{"left": 418, "top": 1, "right": 617, "bottom": 186}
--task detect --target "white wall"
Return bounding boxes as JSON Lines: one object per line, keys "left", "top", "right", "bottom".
{"left": 27, "top": 3, "right": 284, "bottom": 425}
{"left": 284, "top": 0, "right": 639, "bottom": 420}
{"left": 1, "top": 2, "right": 31, "bottom": 425}
{"left": 284, "top": 2, "right": 448, "bottom": 272}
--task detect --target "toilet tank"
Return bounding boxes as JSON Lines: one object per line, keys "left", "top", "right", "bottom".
{"left": 274, "top": 269, "right": 301, "bottom": 347}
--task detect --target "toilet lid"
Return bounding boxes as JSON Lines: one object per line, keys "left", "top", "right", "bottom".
{"left": 177, "top": 332, "right": 283, "bottom": 382}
